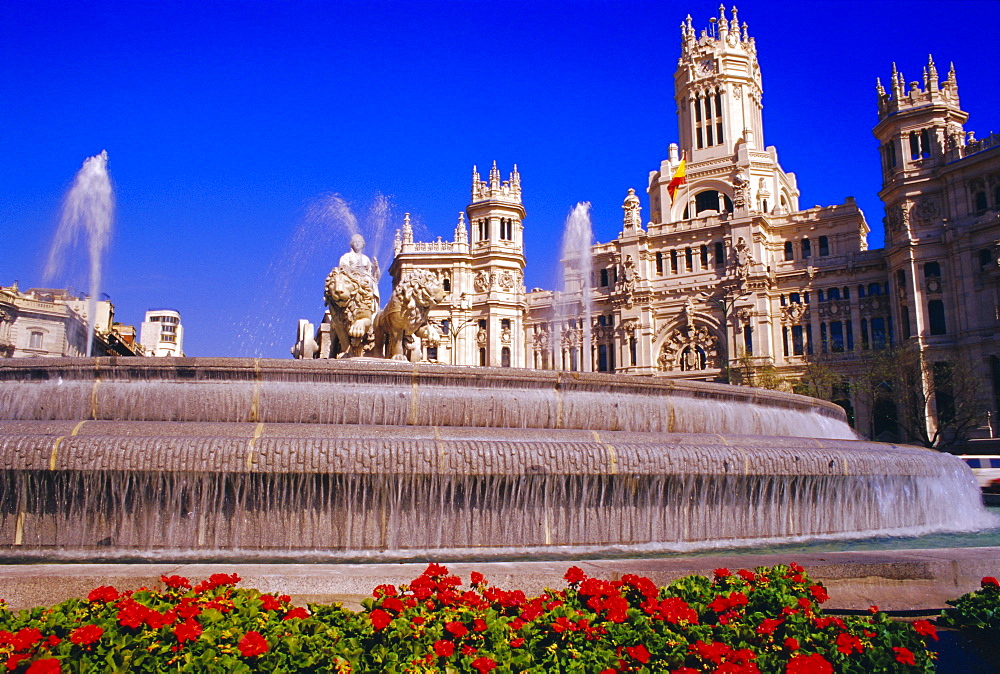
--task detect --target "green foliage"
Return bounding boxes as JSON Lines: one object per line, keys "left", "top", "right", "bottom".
{"left": 0, "top": 564, "right": 940, "bottom": 672}
{"left": 941, "top": 577, "right": 1000, "bottom": 631}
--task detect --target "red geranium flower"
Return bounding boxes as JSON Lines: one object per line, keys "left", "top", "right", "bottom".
{"left": 445, "top": 621, "right": 468, "bottom": 638}
{"left": 373, "top": 584, "right": 397, "bottom": 597}
{"left": 283, "top": 607, "right": 309, "bottom": 620}
{"left": 786, "top": 653, "right": 833, "bottom": 674}
{"left": 912, "top": 619, "right": 938, "bottom": 641}
{"left": 237, "top": 631, "right": 269, "bottom": 658}
{"left": 69, "top": 625, "right": 103, "bottom": 646}
{"left": 893, "top": 647, "right": 916, "bottom": 665}
{"left": 260, "top": 594, "right": 282, "bottom": 611}
{"left": 784, "top": 637, "right": 799, "bottom": 650}
{"left": 460, "top": 645, "right": 477, "bottom": 656}
{"left": 174, "top": 619, "right": 202, "bottom": 645}
{"left": 625, "top": 644, "right": 651, "bottom": 664}
{"left": 835, "top": 632, "right": 863, "bottom": 655}
{"left": 470, "top": 657, "right": 497, "bottom": 673}
{"left": 714, "top": 568, "right": 731, "bottom": 579}
{"left": 757, "top": 618, "right": 783, "bottom": 635}
{"left": 86, "top": 586, "right": 119, "bottom": 603}
{"left": 424, "top": 563, "right": 449, "bottom": 578}
{"left": 470, "top": 571, "right": 485, "bottom": 586}
{"left": 510, "top": 638, "right": 525, "bottom": 648}
{"left": 564, "top": 566, "right": 586, "bottom": 585}
{"left": 370, "top": 609, "right": 393, "bottom": 631}
{"left": 472, "top": 618, "right": 487, "bottom": 632}
{"left": 381, "top": 596, "right": 404, "bottom": 613}
{"left": 12, "top": 628, "right": 42, "bottom": 650}
{"left": 25, "top": 659, "right": 60, "bottom": 674}
{"left": 868, "top": 605, "right": 879, "bottom": 614}
{"left": 160, "top": 575, "right": 191, "bottom": 590}
{"left": 808, "top": 585, "right": 829, "bottom": 603}
{"left": 433, "top": 640, "right": 455, "bottom": 657}
{"left": 982, "top": 577, "right": 999, "bottom": 587}
{"left": 6, "top": 654, "right": 29, "bottom": 671}
{"left": 738, "top": 569, "right": 756, "bottom": 582}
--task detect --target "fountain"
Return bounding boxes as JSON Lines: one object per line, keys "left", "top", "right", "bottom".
{"left": 558, "top": 203, "right": 595, "bottom": 372}
{"left": 43, "top": 151, "right": 114, "bottom": 357}
{"left": 0, "top": 350, "right": 990, "bottom": 562}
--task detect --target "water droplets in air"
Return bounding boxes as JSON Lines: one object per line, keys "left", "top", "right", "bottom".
{"left": 558, "top": 202, "right": 594, "bottom": 371}
{"left": 234, "top": 192, "right": 394, "bottom": 357}
{"left": 44, "top": 151, "right": 114, "bottom": 357}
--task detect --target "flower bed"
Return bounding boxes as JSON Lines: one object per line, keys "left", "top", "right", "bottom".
{"left": 0, "top": 563, "right": 939, "bottom": 672}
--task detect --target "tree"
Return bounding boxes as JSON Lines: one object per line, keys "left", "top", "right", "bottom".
{"left": 731, "top": 350, "right": 787, "bottom": 390}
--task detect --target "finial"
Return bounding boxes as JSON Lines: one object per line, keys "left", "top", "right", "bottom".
{"left": 455, "top": 212, "right": 468, "bottom": 244}
{"left": 922, "top": 65, "right": 929, "bottom": 89}
{"left": 402, "top": 212, "right": 413, "bottom": 244}
{"left": 876, "top": 77, "right": 885, "bottom": 96}
{"left": 741, "top": 21, "right": 749, "bottom": 40}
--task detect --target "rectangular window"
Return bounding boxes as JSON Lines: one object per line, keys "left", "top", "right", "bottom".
{"left": 802, "top": 238, "right": 811, "bottom": 258}
{"left": 743, "top": 325, "right": 752, "bottom": 355}
{"left": 780, "top": 294, "right": 786, "bottom": 306}
{"left": 655, "top": 251, "right": 663, "bottom": 275}
{"left": 871, "top": 317, "right": 887, "bottom": 349}
{"left": 805, "top": 324, "right": 813, "bottom": 355}
{"left": 29, "top": 331, "right": 43, "bottom": 349}
{"left": 791, "top": 325, "right": 804, "bottom": 356}
{"left": 784, "top": 241, "right": 794, "bottom": 261}
{"left": 685, "top": 247, "right": 693, "bottom": 272}
{"left": 820, "top": 323, "right": 828, "bottom": 353}
{"left": 845, "top": 320, "right": 854, "bottom": 351}
{"left": 819, "top": 236, "right": 829, "bottom": 256}
{"left": 598, "top": 344, "right": 608, "bottom": 372}
{"left": 830, "top": 321, "right": 844, "bottom": 353}
{"left": 715, "top": 241, "right": 725, "bottom": 266}
{"left": 700, "top": 245, "right": 709, "bottom": 269}
{"left": 670, "top": 250, "right": 678, "bottom": 274}
{"left": 818, "top": 290, "right": 825, "bottom": 303}
{"left": 600, "top": 269, "right": 609, "bottom": 287}
{"left": 860, "top": 318, "right": 869, "bottom": 349}
{"left": 782, "top": 326, "right": 789, "bottom": 357}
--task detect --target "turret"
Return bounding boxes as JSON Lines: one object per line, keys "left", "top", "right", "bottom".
{"left": 467, "top": 161, "right": 525, "bottom": 250}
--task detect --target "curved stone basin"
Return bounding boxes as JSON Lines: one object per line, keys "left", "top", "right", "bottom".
{"left": 0, "top": 358, "right": 990, "bottom": 562}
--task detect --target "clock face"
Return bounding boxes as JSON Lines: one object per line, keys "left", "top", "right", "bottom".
{"left": 700, "top": 59, "right": 715, "bottom": 74}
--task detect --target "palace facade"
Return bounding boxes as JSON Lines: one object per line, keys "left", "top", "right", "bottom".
{"left": 386, "top": 8, "right": 1000, "bottom": 442}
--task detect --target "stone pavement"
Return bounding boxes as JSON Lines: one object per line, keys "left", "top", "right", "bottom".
{"left": 2, "top": 546, "right": 999, "bottom": 614}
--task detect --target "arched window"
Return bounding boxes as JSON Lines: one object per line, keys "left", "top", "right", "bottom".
{"left": 868, "top": 283, "right": 881, "bottom": 296}
{"left": 828, "top": 287, "right": 840, "bottom": 301}
{"left": 928, "top": 300, "right": 947, "bottom": 335}
{"left": 694, "top": 190, "right": 734, "bottom": 215}
{"left": 442, "top": 277, "right": 451, "bottom": 292}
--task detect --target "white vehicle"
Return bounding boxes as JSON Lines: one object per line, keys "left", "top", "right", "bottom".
{"left": 960, "top": 456, "right": 1000, "bottom": 490}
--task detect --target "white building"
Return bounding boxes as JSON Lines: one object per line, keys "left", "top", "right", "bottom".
{"left": 140, "top": 309, "right": 184, "bottom": 357}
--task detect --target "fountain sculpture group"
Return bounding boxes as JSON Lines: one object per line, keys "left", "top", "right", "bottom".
{"left": 0, "top": 236, "right": 992, "bottom": 562}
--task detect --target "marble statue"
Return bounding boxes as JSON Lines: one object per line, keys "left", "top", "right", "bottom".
{"left": 373, "top": 269, "right": 446, "bottom": 360}
{"left": 324, "top": 264, "right": 378, "bottom": 358}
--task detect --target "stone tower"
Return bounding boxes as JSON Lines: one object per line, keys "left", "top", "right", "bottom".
{"left": 465, "top": 162, "right": 527, "bottom": 367}
{"left": 647, "top": 5, "right": 800, "bottom": 225}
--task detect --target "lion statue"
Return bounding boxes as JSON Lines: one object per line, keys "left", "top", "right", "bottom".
{"left": 373, "top": 269, "right": 446, "bottom": 360}
{"left": 324, "top": 265, "right": 378, "bottom": 358}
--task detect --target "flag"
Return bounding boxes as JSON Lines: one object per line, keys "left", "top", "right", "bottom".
{"left": 667, "top": 154, "right": 687, "bottom": 204}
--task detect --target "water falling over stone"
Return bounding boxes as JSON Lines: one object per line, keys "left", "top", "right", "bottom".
{"left": 44, "top": 151, "right": 114, "bottom": 357}
{"left": 0, "top": 357, "right": 992, "bottom": 563}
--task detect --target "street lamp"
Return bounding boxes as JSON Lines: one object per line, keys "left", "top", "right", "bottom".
{"left": 701, "top": 288, "right": 752, "bottom": 384}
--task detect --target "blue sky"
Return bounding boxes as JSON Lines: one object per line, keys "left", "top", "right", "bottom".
{"left": 3, "top": 1, "right": 998, "bottom": 357}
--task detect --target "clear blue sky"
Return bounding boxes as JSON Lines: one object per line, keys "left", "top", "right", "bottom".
{"left": 3, "top": 1, "right": 998, "bottom": 358}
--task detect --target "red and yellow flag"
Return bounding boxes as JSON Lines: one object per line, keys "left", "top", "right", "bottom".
{"left": 667, "top": 154, "right": 687, "bottom": 204}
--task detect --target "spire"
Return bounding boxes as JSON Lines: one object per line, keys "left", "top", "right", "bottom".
{"left": 876, "top": 77, "right": 885, "bottom": 97}
{"left": 454, "top": 212, "right": 468, "bottom": 244}
{"left": 402, "top": 213, "right": 413, "bottom": 244}
{"left": 471, "top": 164, "right": 481, "bottom": 200}
{"left": 890, "top": 63, "right": 902, "bottom": 98}
{"left": 489, "top": 160, "right": 501, "bottom": 190}
{"left": 927, "top": 54, "right": 938, "bottom": 89}
{"left": 731, "top": 5, "right": 738, "bottom": 27}
{"left": 717, "top": 4, "right": 728, "bottom": 37}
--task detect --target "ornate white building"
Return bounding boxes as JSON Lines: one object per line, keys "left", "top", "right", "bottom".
{"left": 140, "top": 309, "right": 185, "bottom": 357}
{"left": 370, "top": 7, "right": 1000, "bottom": 442}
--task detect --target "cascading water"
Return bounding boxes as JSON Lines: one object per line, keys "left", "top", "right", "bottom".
{"left": 235, "top": 193, "right": 394, "bottom": 356}
{"left": 559, "top": 203, "right": 595, "bottom": 371}
{"left": 43, "top": 151, "right": 114, "bottom": 357}
{"left": 0, "top": 357, "right": 993, "bottom": 562}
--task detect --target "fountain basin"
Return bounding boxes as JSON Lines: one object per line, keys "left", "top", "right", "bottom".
{"left": 0, "top": 358, "right": 989, "bottom": 561}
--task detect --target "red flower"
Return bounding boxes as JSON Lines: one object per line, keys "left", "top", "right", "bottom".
{"left": 757, "top": 618, "right": 783, "bottom": 635}
{"left": 423, "top": 563, "right": 449, "bottom": 578}
{"left": 738, "top": 569, "right": 756, "bottom": 582}
{"left": 260, "top": 594, "right": 282, "bottom": 611}
{"left": 174, "top": 619, "right": 202, "bottom": 645}
{"left": 69, "top": 625, "right": 103, "bottom": 646}
{"left": 470, "top": 571, "right": 485, "bottom": 586}
{"left": 625, "top": 644, "right": 651, "bottom": 664}
{"left": 564, "top": 566, "right": 586, "bottom": 585}
{"left": 510, "top": 638, "right": 525, "bottom": 648}
{"left": 370, "top": 609, "right": 393, "bottom": 631}
{"left": 892, "top": 647, "right": 916, "bottom": 665}
{"left": 25, "top": 659, "right": 60, "bottom": 674}
{"left": 237, "top": 631, "right": 269, "bottom": 658}
{"left": 471, "top": 657, "right": 497, "bottom": 673}
{"left": 784, "top": 637, "right": 799, "bottom": 650}
{"left": 472, "top": 618, "right": 487, "bottom": 632}
{"left": 835, "top": 632, "right": 863, "bottom": 655}
{"left": 283, "top": 607, "right": 309, "bottom": 620}
{"left": 445, "top": 621, "right": 468, "bottom": 638}
{"left": 412, "top": 616, "right": 425, "bottom": 626}
{"left": 160, "top": 575, "right": 191, "bottom": 590}
{"left": 6, "top": 654, "right": 29, "bottom": 671}
{"left": 714, "top": 568, "right": 731, "bottom": 579}
{"left": 381, "top": 596, "right": 404, "bottom": 613}
{"left": 691, "top": 640, "right": 730, "bottom": 664}
{"left": 86, "top": 586, "right": 119, "bottom": 603}
{"left": 868, "top": 605, "right": 879, "bottom": 614}
{"left": 808, "top": 585, "right": 829, "bottom": 603}
{"left": 12, "top": 628, "right": 42, "bottom": 650}
{"left": 982, "top": 577, "right": 999, "bottom": 587}
{"left": 786, "top": 653, "right": 833, "bottom": 674}
{"left": 373, "top": 584, "right": 397, "bottom": 598}
{"left": 460, "top": 645, "right": 477, "bottom": 656}
{"left": 433, "top": 640, "right": 455, "bottom": 657}
{"left": 913, "top": 619, "right": 938, "bottom": 641}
